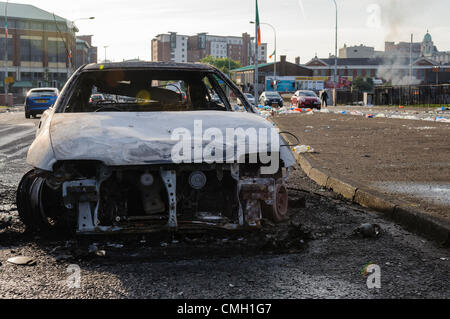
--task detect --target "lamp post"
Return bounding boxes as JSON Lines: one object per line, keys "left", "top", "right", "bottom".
{"left": 4, "top": 0, "right": 9, "bottom": 106}
{"left": 251, "top": 21, "right": 277, "bottom": 90}
{"left": 55, "top": 16, "right": 94, "bottom": 80}
{"left": 69, "top": 17, "right": 95, "bottom": 77}
{"left": 332, "top": 0, "right": 338, "bottom": 106}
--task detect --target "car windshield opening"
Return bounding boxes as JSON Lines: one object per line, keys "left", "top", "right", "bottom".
{"left": 60, "top": 69, "right": 234, "bottom": 113}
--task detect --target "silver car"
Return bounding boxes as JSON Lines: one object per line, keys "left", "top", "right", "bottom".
{"left": 17, "top": 62, "right": 295, "bottom": 235}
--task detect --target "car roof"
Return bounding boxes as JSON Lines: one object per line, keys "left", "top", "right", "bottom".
{"left": 82, "top": 61, "right": 216, "bottom": 72}
{"left": 30, "top": 87, "right": 58, "bottom": 91}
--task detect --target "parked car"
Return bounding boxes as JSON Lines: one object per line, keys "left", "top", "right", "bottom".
{"left": 291, "top": 90, "right": 322, "bottom": 109}
{"left": 238, "top": 93, "right": 256, "bottom": 106}
{"left": 17, "top": 62, "right": 296, "bottom": 235}
{"left": 89, "top": 94, "right": 106, "bottom": 103}
{"left": 25, "top": 88, "right": 59, "bottom": 118}
{"left": 259, "top": 91, "right": 283, "bottom": 107}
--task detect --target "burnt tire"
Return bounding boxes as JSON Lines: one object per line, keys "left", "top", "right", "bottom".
{"left": 262, "top": 184, "right": 289, "bottom": 223}
{"left": 16, "top": 170, "right": 71, "bottom": 234}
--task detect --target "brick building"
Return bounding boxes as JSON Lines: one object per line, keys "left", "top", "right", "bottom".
{"left": 152, "top": 32, "right": 267, "bottom": 66}
{"left": 0, "top": 2, "right": 78, "bottom": 101}
{"left": 76, "top": 35, "right": 97, "bottom": 66}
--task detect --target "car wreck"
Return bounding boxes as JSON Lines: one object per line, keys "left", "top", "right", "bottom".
{"left": 17, "top": 62, "right": 296, "bottom": 234}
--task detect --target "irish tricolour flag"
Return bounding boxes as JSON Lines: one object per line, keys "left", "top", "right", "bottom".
{"left": 256, "top": 0, "right": 261, "bottom": 46}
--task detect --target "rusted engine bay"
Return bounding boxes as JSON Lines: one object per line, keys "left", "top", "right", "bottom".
{"left": 18, "top": 161, "right": 290, "bottom": 234}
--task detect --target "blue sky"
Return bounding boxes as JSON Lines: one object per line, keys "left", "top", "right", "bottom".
{"left": 8, "top": 0, "right": 450, "bottom": 63}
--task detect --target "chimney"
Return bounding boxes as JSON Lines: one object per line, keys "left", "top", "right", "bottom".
{"left": 295, "top": 56, "right": 300, "bottom": 65}
{"left": 280, "top": 55, "right": 287, "bottom": 63}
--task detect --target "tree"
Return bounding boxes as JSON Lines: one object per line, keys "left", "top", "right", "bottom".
{"left": 200, "top": 56, "right": 241, "bottom": 76}
{"left": 352, "top": 77, "right": 374, "bottom": 92}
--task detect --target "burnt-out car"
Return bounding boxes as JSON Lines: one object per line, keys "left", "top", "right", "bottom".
{"left": 17, "top": 62, "right": 296, "bottom": 234}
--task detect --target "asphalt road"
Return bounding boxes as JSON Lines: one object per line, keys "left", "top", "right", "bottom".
{"left": 0, "top": 111, "right": 449, "bottom": 299}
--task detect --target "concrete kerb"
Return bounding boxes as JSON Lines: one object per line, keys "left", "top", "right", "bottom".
{"left": 292, "top": 151, "right": 450, "bottom": 246}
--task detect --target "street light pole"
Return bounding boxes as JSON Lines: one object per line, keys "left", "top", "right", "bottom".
{"left": 4, "top": 0, "right": 9, "bottom": 106}
{"left": 410, "top": 34, "right": 413, "bottom": 85}
{"left": 332, "top": 0, "right": 338, "bottom": 106}
{"left": 68, "top": 17, "right": 95, "bottom": 78}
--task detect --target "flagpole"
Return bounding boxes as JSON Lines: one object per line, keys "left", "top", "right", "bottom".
{"left": 254, "top": 0, "right": 259, "bottom": 104}
{"left": 4, "top": 0, "right": 9, "bottom": 106}
{"left": 254, "top": 25, "right": 258, "bottom": 103}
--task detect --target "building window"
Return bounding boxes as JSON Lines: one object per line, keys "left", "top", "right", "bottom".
{"left": 48, "top": 40, "right": 66, "bottom": 63}
{"left": 20, "top": 38, "right": 43, "bottom": 62}
{"left": 0, "top": 38, "right": 13, "bottom": 60}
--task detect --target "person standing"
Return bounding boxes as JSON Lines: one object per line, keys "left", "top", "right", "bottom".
{"left": 321, "top": 91, "right": 329, "bottom": 108}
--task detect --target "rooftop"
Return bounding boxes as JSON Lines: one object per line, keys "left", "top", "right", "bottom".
{"left": 309, "top": 57, "right": 437, "bottom": 66}
{"left": 0, "top": 1, "right": 76, "bottom": 30}
{"left": 230, "top": 62, "right": 275, "bottom": 72}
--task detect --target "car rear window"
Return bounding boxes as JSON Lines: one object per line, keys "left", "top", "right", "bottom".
{"left": 30, "top": 90, "right": 57, "bottom": 97}
{"left": 299, "top": 91, "right": 317, "bottom": 97}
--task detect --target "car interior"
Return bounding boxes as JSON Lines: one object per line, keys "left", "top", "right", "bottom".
{"left": 60, "top": 69, "right": 234, "bottom": 113}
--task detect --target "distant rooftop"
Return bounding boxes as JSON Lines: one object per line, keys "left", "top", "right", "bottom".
{"left": 310, "top": 57, "right": 436, "bottom": 66}
{"left": 0, "top": 1, "right": 72, "bottom": 25}
{"left": 231, "top": 62, "right": 275, "bottom": 72}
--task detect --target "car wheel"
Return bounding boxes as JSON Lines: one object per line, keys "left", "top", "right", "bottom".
{"left": 17, "top": 170, "right": 73, "bottom": 235}
{"left": 262, "top": 184, "right": 289, "bottom": 223}
{"left": 25, "top": 112, "right": 30, "bottom": 119}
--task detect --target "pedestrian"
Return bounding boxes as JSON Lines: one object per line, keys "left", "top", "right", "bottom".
{"left": 321, "top": 91, "right": 329, "bottom": 108}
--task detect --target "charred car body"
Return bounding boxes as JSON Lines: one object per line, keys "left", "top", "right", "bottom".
{"left": 17, "top": 62, "right": 296, "bottom": 234}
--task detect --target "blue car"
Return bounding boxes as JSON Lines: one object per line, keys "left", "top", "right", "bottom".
{"left": 25, "top": 88, "right": 59, "bottom": 118}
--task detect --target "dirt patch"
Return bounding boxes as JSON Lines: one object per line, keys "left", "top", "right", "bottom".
{"left": 274, "top": 113, "right": 450, "bottom": 223}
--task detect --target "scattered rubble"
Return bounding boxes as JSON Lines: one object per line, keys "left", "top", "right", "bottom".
{"left": 256, "top": 104, "right": 450, "bottom": 123}
{"left": 354, "top": 223, "right": 382, "bottom": 238}
{"left": 88, "top": 244, "right": 107, "bottom": 257}
{"left": 0, "top": 216, "right": 13, "bottom": 230}
{"left": 294, "top": 145, "right": 315, "bottom": 154}
{"left": 7, "top": 256, "right": 37, "bottom": 266}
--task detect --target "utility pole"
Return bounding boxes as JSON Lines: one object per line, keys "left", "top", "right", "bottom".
{"left": 4, "top": 0, "right": 9, "bottom": 106}
{"left": 332, "top": 0, "right": 338, "bottom": 106}
{"left": 409, "top": 34, "right": 413, "bottom": 85}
